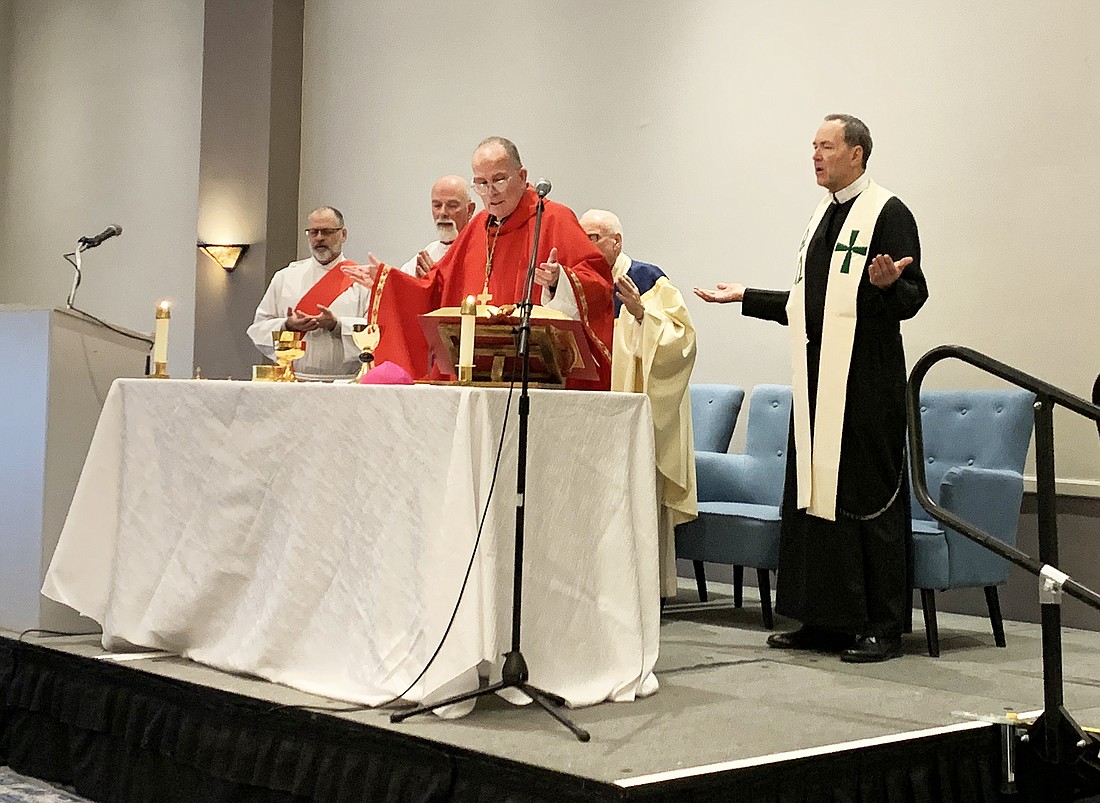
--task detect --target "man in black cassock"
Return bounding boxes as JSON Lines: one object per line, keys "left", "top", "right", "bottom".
{"left": 695, "top": 114, "right": 928, "bottom": 662}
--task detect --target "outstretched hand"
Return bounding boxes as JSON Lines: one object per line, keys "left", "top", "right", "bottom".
{"left": 868, "top": 254, "right": 912, "bottom": 289}
{"left": 342, "top": 253, "right": 382, "bottom": 289}
{"left": 693, "top": 283, "right": 746, "bottom": 304}
{"left": 315, "top": 305, "right": 338, "bottom": 331}
{"left": 285, "top": 306, "right": 320, "bottom": 332}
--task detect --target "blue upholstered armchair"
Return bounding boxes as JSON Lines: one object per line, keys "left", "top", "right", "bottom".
{"left": 676, "top": 385, "right": 792, "bottom": 627}
{"left": 690, "top": 384, "right": 745, "bottom": 453}
{"left": 912, "top": 388, "right": 1035, "bottom": 656}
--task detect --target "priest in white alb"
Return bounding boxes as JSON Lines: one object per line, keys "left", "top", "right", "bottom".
{"left": 695, "top": 114, "right": 928, "bottom": 662}
{"left": 580, "top": 209, "right": 697, "bottom": 600}
{"left": 247, "top": 205, "right": 371, "bottom": 381}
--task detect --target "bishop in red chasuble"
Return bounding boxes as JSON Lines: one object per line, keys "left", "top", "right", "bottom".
{"left": 344, "top": 137, "right": 615, "bottom": 389}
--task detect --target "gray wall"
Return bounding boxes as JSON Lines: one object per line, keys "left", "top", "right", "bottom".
{"left": 0, "top": 0, "right": 12, "bottom": 282}
{"left": 193, "top": 0, "right": 303, "bottom": 380}
{"left": 0, "top": 0, "right": 204, "bottom": 376}
{"left": 0, "top": 1, "right": 1095, "bottom": 632}
{"left": 299, "top": 0, "right": 1100, "bottom": 497}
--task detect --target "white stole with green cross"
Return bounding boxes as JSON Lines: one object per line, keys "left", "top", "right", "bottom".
{"left": 785, "top": 180, "right": 894, "bottom": 521}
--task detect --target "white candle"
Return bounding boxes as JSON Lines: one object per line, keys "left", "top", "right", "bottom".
{"left": 153, "top": 300, "right": 171, "bottom": 365}
{"left": 459, "top": 295, "right": 476, "bottom": 377}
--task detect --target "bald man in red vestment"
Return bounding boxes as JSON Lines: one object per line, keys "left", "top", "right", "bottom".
{"left": 343, "top": 137, "right": 615, "bottom": 389}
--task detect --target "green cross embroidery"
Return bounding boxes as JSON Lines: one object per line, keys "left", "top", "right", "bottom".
{"left": 834, "top": 229, "right": 867, "bottom": 274}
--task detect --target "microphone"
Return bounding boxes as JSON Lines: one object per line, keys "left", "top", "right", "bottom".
{"left": 79, "top": 224, "right": 122, "bottom": 249}
{"left": 535, "top": 178, "right": 552, "bottom": 198}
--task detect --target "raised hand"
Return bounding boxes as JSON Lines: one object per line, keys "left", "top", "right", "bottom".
{"left": 615, "top": 274, "right": 645, "bottom": 322}
{"left": 535, "top": 246, "right": 562, "bottom": 291}
{"left": 415, "top": 250, "right": 436, "bottom": 278}
{"left": 868, "top": 254, "right": 912, "bottom": 289}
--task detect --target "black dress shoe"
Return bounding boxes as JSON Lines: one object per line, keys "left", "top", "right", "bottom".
{"left": 767, "top": 626, "right": 853, "bottom": 652}
{"left": 841, "top": 634, "right": 903, "bottom": 663}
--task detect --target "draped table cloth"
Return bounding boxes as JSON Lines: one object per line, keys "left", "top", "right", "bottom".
{"left": 43, "top": 380, "right": 660, "bottom": 715}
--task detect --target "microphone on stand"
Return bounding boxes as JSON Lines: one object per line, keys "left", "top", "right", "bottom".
{"left": 535, "top": 178, "right": 552, "bottom": 198}
{"left": 78, "top": 224, "right": 122, "bottom": 249}
{"left": 60, "top": 221, "right": 152, "bottom": 348}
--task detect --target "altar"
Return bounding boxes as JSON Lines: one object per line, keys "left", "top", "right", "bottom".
{"left": 43, "top": 380, "right": 661, "bottom": 714}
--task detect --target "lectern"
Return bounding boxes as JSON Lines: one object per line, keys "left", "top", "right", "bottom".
{"left": 0, "top": 306, "right": 149, "bottom": 632}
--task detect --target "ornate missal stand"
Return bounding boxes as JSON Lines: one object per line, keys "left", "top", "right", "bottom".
{"left": 392, "top": 185, "right": 591, "bottom": 742}
{"left": 419, "top": 304, "right": 597, "bottom": 387}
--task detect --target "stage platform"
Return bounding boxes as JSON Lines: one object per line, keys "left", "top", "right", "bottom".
{"left": 3, "top": 584, "right": 1100, "bottom": 802}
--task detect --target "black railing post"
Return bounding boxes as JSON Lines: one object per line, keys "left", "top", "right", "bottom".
{"left": 907, "top": 345, "right": 1100, "bottom": 787}
{"left": 1032, "top": 394, "right": 1065, "bottom": 759}
{"left": 1033, "top": 394, "right": 1060, "bottom": 569}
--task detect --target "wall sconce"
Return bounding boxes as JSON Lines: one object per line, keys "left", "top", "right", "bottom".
{"left": 198, "top": 242, "right": 250, "bottom": 272}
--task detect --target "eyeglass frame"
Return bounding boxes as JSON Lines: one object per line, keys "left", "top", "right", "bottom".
{"left": 470, "top": 173, "right": 518, "bottom": 195}
{"left": 304, "top": 227, "right": 345, "bottom": 237}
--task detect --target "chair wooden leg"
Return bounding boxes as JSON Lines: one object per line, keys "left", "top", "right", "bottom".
{"left": 921, "top": 589, "right": 940, "bottom": 657}
{"left": 733, "top": 565, "right": 744, "bottom": 608}
{"left": 693, "top": 561, "right": 708, "bottom": 602}
{"left": 985, "top": 586, "right": 1007, "bottom": 647}
{"left": 757, "top": 569, "right": 774, "bottom": 629}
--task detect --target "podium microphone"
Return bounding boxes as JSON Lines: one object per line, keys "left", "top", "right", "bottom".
{"left": 79, "top": 224, "right": 122, "bottom": 249}
{"left": 535, "top": 178, "right": 552, "bottom": 198}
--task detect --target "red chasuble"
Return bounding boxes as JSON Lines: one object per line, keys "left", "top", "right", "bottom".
{"left": 295, "top": 259, "right": 357, "bottom": 315}
{"left": 368, "top": 187, "right": 614, "bottom": 389}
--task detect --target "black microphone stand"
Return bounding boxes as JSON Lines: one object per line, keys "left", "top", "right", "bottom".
{"left": 391, "top": 190, "right": 590, "bottom": 742}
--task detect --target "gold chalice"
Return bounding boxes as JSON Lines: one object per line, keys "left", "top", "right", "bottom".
{"left": 272, "top": 330, "right": 306, "bottom": 381}
{"left": 351, "top": 323, "right": 380, "bottom": 381}
{"left": 251, "top": 364, "right": 281, "bottom": 382}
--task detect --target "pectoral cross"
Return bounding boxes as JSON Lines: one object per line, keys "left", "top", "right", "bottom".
{"left": 477, "top": 283, "right": 493, "bottom": 305}
{"left": 834, "top": 229, "right": 867, "bottom": 274}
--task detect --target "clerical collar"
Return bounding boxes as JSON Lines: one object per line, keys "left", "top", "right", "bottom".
{"left": 487, "top": 215, "right": 507, "bottom": 227}
{"left": 832, "top": 173, "right": 870, "bottom": 205}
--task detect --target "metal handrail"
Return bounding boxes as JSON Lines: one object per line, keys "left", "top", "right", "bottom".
{"left": 907, "top": 345, "right": 1100, "bottom": 611}
{"left": 907, "top": 344, "right": 1100, "bottom": 773}
{"left": 1093, "top": 373, "right": 1099, "bottom": 437}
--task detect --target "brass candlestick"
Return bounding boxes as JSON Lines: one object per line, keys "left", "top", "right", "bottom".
{"left": 150, "top": 300, "right": 171, "bottom": 378}
{"left": 458, "top": 296, "right": 476, "bottom": 383}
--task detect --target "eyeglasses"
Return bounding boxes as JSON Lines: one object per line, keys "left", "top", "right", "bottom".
{"left": 471, "top": 175, "right": 514, "bottom": 195}
{"left": 304, "top": 227, "right": 342, "bottom": 237}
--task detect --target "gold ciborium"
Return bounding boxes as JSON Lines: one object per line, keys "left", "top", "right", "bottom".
{"left": 272, "top": 330, "right": 306, "bottom": 381}
{"left": 351, "top": 323, "right": 380, "bottom": 382}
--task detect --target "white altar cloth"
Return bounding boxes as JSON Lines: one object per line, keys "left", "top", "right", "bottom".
{"left": 43, "top": 380, "right": 660, "bottom": 715}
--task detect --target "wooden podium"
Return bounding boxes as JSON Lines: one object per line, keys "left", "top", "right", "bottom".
{"left": 0, "top": 306, "right": 149, "bottom": 632}
{"left": 419, "top": 305, "right": 598, "bottom": 387}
